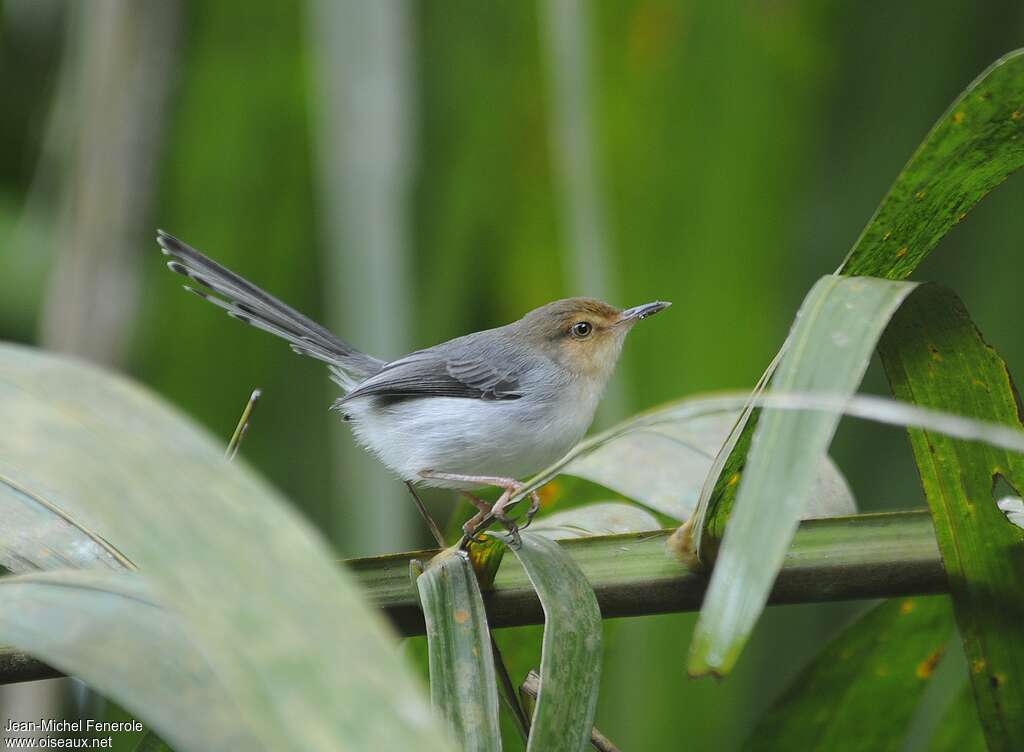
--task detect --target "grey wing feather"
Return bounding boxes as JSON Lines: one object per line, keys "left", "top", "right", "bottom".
{"left": 338, "top": 348, "right": 523, "bottom": 404}
{"left": 157, "top": 230, "right": 385, "bottom": 384}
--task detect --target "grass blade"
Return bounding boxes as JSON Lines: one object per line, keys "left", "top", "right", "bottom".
{"left": 416, "top": 548, "right": 502, "bottom": 751}
{"left": 839, "top": 49, "right": 1024, "bottom": 279}
{"left": 491, "top": 532, "right": 602, "bottom": 752}
{"left": 0, "top": 343, "right": 449, "bottom": 750}
{"left": 689, "top": 275, "right": 918, "bottom": 676}
{"left": 133, "top": 732, "right": 172, "bottom": 752}
{"left": 879, "top": 285, "right": 1024, "bottom": 750}
{"left": 0, "top": 570, "right": 257, "bottom": 751}
{"left": 748, "top": 597, "right": 954, "bottom": 751}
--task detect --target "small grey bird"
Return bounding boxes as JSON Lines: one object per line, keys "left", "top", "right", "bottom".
{"left": 157, "top": 230, "right": 670, "bottom": 536}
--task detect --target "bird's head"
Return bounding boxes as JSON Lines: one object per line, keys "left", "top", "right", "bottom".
{"left": 516, "top": 297, "right": 671, "bottom": 381}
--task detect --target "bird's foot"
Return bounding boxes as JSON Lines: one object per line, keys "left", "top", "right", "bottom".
{"left": 419, "top": 471, "right": 541, "bottom": 546}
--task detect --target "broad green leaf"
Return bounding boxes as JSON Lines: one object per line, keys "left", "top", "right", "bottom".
{"left": 689, "top": 275, "right": 918, "bottom": 676}
{"left": 416, "top": 548, "right": 501, "bottom": 751}
{"left": 0, "top": 569, "right": 258, "bottom": 751}
{"left": 879, "top": 285, "right": 1024, "bottom": 751}
{"left": 491, "top": 532, "right": 601, "bottom": 752}
{"left": 748, "top": 597, "right": 954, "bottom": 751}
{"left": 529, "top": 501, "right": 660, "bottom": 539}
{"left": 0, "top": 343, "right": 449, "bottom": 750}
{"left": 695, "top": 49, "right": 1024, "bottom": 560}
{"left": 561, "top": 409, "right": 855, "bottom": 521}
{"left": 839, "top": 49, "right": 1024, "bottom": 278}
{"left": 928, "top": 687, "right": 987, "bottom": 752}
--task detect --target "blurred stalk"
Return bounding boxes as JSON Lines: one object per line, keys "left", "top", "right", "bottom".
{"left": 307, "top": 0, "right": 416, "bottom": 555}
{"left": 540, "top": 0, "right": 626, "bottom": 423}
{"left": 38, "top": 0, "right": 181, "bottom": 366}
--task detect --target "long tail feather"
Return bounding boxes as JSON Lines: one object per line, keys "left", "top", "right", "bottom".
{"left": 157, "top": 230, "right": 384, "bottom": 385}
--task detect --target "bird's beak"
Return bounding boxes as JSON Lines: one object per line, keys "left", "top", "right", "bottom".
{"left": 618, "top": 300, "right": 672, "bottom": 324}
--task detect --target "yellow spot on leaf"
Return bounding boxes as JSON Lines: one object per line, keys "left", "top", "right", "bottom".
{"left": 454, "top": 609, "right": 470, "bottom": 624}
{"left": 952, "top": 111, "right": 965, "bottom": 124}
{"left": 916, "top": 645, "right": 946, "bottom": 679}
{"left": 972, "top": 658, "right": 987, "bottom": 674}
{"left": 914, "top": 190, "right": 926, "bottom": 200}
{"left": 895, "top": 246, "right": 909, "bottom": 259}
{"left": 900, "top": 599, "right": 916, "bottom": 615}
{"left": 1012, "top": 110, "right": 1022, "bottom": 121}
{"left": 882, "top": 230, "right": 892, "bottom": 241}
{"left": 727, "top": 472, "right": 741, "bottom": 488}
{"left": 538, "top": 480, "right": 563, "bottom": 509}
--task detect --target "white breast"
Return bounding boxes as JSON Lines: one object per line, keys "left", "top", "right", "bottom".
{"left": 342, "top": 384, "right": 602, "bottom": 489}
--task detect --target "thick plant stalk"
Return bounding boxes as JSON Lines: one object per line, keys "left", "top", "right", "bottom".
{"left": 1, "top": 510, "right": 945, "bottom": 685}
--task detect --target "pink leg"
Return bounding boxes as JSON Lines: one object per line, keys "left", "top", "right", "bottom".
{"left": 459, "top": 491, "right": 492, "bottom": 535}
{"left": 420, "top": 470, "right": 542, "bottom": 537}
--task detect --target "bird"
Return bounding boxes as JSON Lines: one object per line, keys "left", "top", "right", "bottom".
{"left": 156, "top": 230, "right": 670, "bottom": 541}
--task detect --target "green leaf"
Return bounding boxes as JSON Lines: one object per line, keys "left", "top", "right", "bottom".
{"left": 0, "top": 570, "right": 258, "bottom": 751}
{"left": 928, "top": 686, "right": 987, "bottom": 752}
{"left": 416, "top": 548, "right": 502, "bottom": 751}
{"left": 529, "top": 501, "right": 660, "bottom": 539}
{"left": 491, "top": 532, "right": 602, "bottom": 752}
{"left": 688, "top": 275, "right": 918, "bottom": 676}
{"left": 878, "top": 285, "right": 1024, "bottom": 751}
{"left": 0, "top": 343, "right": 449, "bottom": 750}
{"left": 748, "top": 597, "right": 954, "bottom": 751}
{"left": 839, "top": 49, "right": 1024, "bottom": 279}
{"left": 694, "top": 49, "right": 1024, "bottom": 560}
{"left": 561, "top": 410, "right": 855, "bottom": 522}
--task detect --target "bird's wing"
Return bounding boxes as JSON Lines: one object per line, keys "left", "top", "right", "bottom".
{"left": 338, "top": 348, "right": 524, "bottom": 404}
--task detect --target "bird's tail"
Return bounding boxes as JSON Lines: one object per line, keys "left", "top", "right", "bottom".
{"left": 157, "top": 230, "right": 384, "bottom": 388}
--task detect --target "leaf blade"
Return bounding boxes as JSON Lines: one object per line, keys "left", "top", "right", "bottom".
{"left": 689, "top": 275, "right": 918, "bottom": 676}
{"left": 878, "top": 285, "right": 1024, "bottom": 751}
{"left": 493, "top": 532, "right": 602, "bottom": 752}
{"left": 417, "top": 548, "right": 502, "bottom": 751}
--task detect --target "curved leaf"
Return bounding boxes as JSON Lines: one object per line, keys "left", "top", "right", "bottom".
{"left": 879, "top": 285, "right": 1024, "bottom": 751}
{"left": 689, "top": 275, "right": 919, "bottom": 676}
{"left": 0, "top": 343, "right": 449, "bottom": 750}
{"left": 562, "top": 409, "right": 856, "bottom": 521}
{"left": 0, "top": 570, "right": 257, "bottom": 751}
{"left": 529, "top": 502, "right": 660, "bottom": 539}
{"left": 839, "top": 49, "right": 1024, "bottom": 278}
{"left": 491, "top": 532, "right": 602, "bottom": 752}
{"left": 416, "top": 548, "right": 501, "bottom": 751}
{"left": 748, "top": 597, "right": 954, "bottom": 751}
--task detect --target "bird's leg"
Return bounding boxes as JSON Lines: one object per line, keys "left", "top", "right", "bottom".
{"left": 419, "top": 470, "right": 542, "bottom": 542}
{"left": 403, "top": 481, "right": 447, "bottom": 548}
{"left": 459, "top": 491, "right": 493, "bottom": 535}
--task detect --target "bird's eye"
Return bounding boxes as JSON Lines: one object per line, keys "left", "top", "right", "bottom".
{"left": 570, "top": 321, "right": 593, "bottom": 339}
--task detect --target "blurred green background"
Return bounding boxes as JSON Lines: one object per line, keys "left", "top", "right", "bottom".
{"left": 1, "top": 1, "right": 1022, "bottom": 749}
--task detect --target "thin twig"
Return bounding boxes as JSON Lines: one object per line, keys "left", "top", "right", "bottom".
{"left": 225, "top": 389, "right": 261, "bottom": 461}
{"left": 404, "top": 481, "right": 447, "bottom": 548}
{"left": 520, "top": 670, "right": 620, "bottom": 752}
{"left": 491, "top": 636, "right": 531, "bottom": 743}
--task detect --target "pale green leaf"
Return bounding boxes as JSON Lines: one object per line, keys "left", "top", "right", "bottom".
{"left": 689, "top": 275, "right": 919, "bottom": 676}
{"left": 528, "top": 501, "right": 660, "bottom": 539}
{"left": 491, "top": 532, "right": 601, "bottom": 752}
{"left": 0, "top": 343, "right": 449, "bottom": 750}
{"left": 417, "top": 548, "right": 502, "bottom": 751}
{"left": 0, "top": 570, "right": 257, "bottom": 751}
